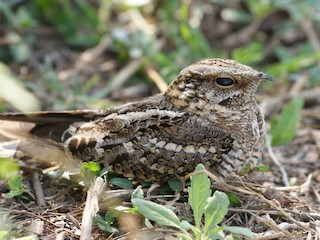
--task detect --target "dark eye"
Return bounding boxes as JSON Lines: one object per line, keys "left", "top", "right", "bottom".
{"left": 216, "top": 77, "right": 234, "bottom": 87}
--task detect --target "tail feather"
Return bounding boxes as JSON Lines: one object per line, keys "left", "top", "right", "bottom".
{"left": 0, "top": 140, "right": 20, "bottom": 159}
{"left": 0, "top": 110, "right": 104, "bottom": 123}
{"left": 0, "top": 138, "right": 80, "bottom": 169}
{"left": 0, "top": 121, "right": 35, "bottom": 140}
{"left": 0, "top": 110, "right": 105, "bottom": 142}
{"left": 0, "top": 110, "right": 100, "bottom": 168}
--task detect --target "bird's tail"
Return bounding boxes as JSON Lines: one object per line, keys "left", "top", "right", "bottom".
{"left": 0, "top": 110, "right": 103, "bottom": 168}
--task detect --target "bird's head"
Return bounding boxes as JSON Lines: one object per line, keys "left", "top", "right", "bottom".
{"left": 165, "top": 59, "right": 274, "bottom": 109}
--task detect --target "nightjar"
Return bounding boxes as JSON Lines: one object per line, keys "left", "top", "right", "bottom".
{"left": 0, "top": 59, "right": 273, "bottom": 181}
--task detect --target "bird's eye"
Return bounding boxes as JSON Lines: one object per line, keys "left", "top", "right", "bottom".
{"left": 215, "top": 77, "right": 234, "bottom": 87}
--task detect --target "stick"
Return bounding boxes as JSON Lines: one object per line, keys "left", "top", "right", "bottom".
{"left": 31, "top": 171, "right": 46, "bottom": 206}
{"left": 80, "top": 177, "right": 106, "bottom": 240}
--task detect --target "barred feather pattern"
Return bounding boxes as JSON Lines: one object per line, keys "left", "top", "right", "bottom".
{"left": 0, "top": 59, "right": 273, "bottom": 181}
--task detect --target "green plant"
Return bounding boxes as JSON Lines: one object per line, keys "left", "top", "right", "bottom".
{"left": 270, "top": 96, "right": 304, "bottom": 146}
{"left": 0, "top": 208, "right": 22, "bottom": 239}
{"left": 3, "top": 175, "right": 31, "bottom": 200}
{"left": 131, "top": 164, "right": 253, "bottom": 239}
{"left": 80, "top": 161, "right": 100, "bottom": 183}
{"left": 0, "top": 158, "right": 19, "bottom": 179}
{"left": 0, "top": 1, "right": 37, "bottom": 63}
{"left": 0, "top": 158, "right": 30, "bottom": 200}
{"left": 93, "top": 211, "right": 119, "bottom": 234}
{"left": 34, "top": 0, "right": 102, "bottom": 48}
{"left": 80, "top": 161, "right": 133, "bottom": 189}
{"left": 245, "top": 0, "right": 274, "bottom": 17}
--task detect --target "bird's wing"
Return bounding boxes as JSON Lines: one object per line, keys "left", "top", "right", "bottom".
{"left": 0, "top": 109, "right": 186, "bottom": 168}
{"left": 63, "top": 109, "right": 186, "bottom": 161}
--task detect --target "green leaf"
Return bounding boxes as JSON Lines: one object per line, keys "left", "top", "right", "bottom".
{"left": 270, "top": 96, "right": 304, "bottom": 146}
{"left": 105, "top": 211, "right": 115, "bottom": 223}
{"left": 93, "top": 215, "right": 104, "bottom": 224}
{"left": 81, "top": 162, "right": 100, "bottom": 173}
{"left": 8, "top": 175, "right": 22, "bottom": 190}
{"left": 93, "top": 214, "right": 119, "bottom": 233}
{"left": 0, "top": 231, "right": 7, "bottom": 240}
{"left": 168, "top": 179, "right": 182, "bottom": 192}
{"left": 4, "top": 190, "right": 23, "bottom": 199}
{"left": 207, "top": 225, "right": 225, "bottom": 239}
{"left": 132, "top": 198, "right": 181, "bottom": 229}
{"left": 80, "top": 161, "right": 101, "bottom": 186}
{"left": 253, "top": 165, "right": 269, "bottom": 172}
{"left": 99, "top": 167, "right": 109, "bottom": 177}
{"left": 4, "top": 175, "right": 30, "bottom": 199}
{"left": 109, "top": 177, "right": 133, "bottom": 189}
{"left": 131, "top": 186, "right": 144, "bottom": 199}
{"left": 188, "top": 164, "right": 212, "bottom": 229}
{"left": 180, "top": 220, "right": 192, "bottom": 230}
{"left": 245, "top": 0, "right": 273, "bottom": 17}
{"left": 225, "top": 192, "right": 242, "bottom": 206}
{"left": 239, "top": 163, "right": 250, "bottom": 175}
{"left": 204, "top": 191, "right": 230, "bottom": 234}
{"left": 0, "top": 158, "right": 19, "bottom": 179}
{"left": 223, "top": 225, "right": 253, "bottom": 237}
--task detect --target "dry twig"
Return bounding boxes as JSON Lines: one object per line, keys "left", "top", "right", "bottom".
{"left": 31, "top": 171, "right": 46, "bottom": 206}
{"left": 80, "top": 177, "right": 106, "bottom": 240}
{"left": 145, "top": 67, "right": 168, "bottom": 93}
{"left": 265, "top": 134, "right": 289, "bottom": 186}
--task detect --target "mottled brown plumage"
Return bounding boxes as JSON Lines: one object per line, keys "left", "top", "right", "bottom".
{"left": 0, "top": 59, "right": 273, "bottom": 181}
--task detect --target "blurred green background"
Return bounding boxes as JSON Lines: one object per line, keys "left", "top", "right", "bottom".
{"left": 0, "top": 0, "right": 319, "bottom": 112}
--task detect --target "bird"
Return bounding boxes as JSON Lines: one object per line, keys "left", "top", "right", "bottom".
{"left": 0, "top": 59, "right": 274, "bottom": 182}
